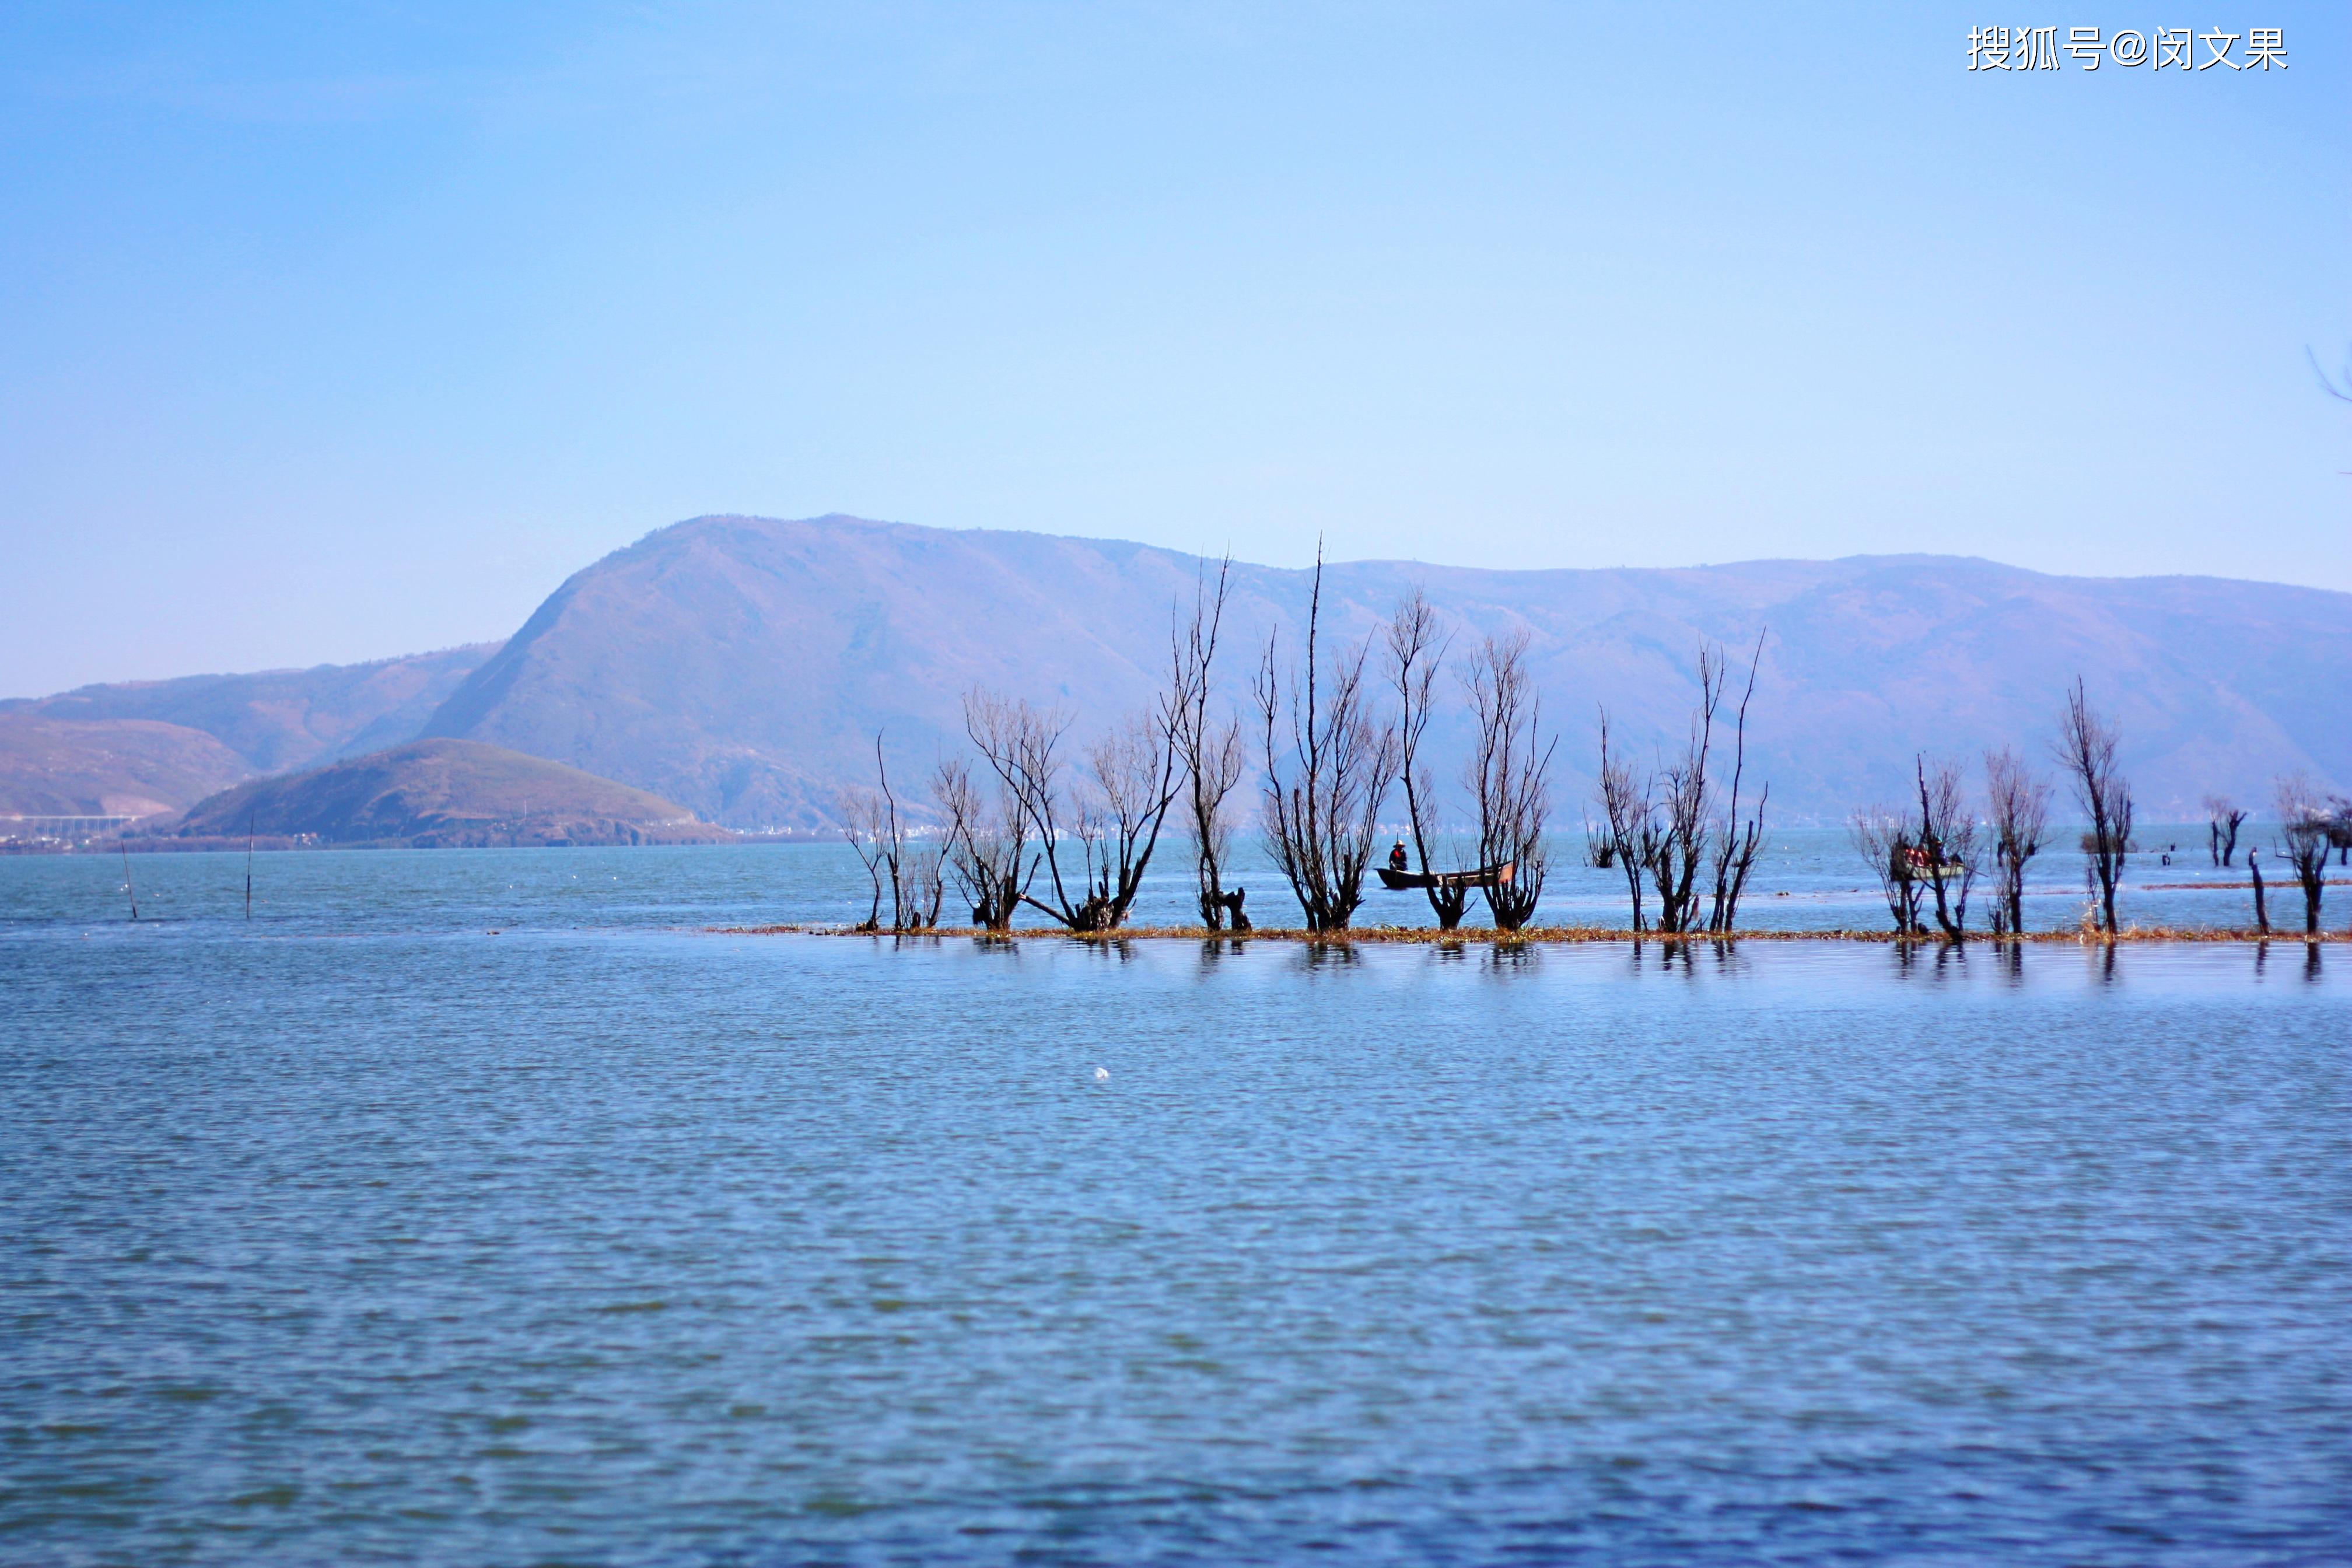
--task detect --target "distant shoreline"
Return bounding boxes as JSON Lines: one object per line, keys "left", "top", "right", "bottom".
{"left": 0, "top": 831, "right": 834, "bottom": 855}
{"left": 716, "top": 923, "right": 2350, "bottom": 946}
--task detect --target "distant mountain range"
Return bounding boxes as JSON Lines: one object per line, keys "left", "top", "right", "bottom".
{"left": 415, "top": 514, "right": 2351, "bottom": 827}
{"left": 7, "top": 514, "right": 2348, "bottom": 831}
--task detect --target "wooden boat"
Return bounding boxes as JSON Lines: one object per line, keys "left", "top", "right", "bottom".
{"left": 1895, "top": 847, "right": 1968, "bottom": 881}
{"left": 1378, "top": 862, "right": 1514, "bottom": 891}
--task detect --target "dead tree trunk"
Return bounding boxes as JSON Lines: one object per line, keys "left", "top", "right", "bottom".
{"left": 1385, "top": 589, "right": 1466, "bottom": 930}
{"left": 2203, "top": 794, "right": 2247, "bottom": 867}
{"left": 1254, "top": 546, "right": 1400, "bottom": 933}
{"left": 1464, "top": 629, "right": 1556, "bottom": 932}
{"left": 2055, "top": 678, "right": 2132, "bottom": 934}
{"left": 2278, "top": 776, "right": 2332, "bottom": 936}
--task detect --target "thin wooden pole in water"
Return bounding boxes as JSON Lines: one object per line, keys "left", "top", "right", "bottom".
{"left": 119, "top": 837, "right": 139, "bottom": 921}
{"left": 246, "top": 808, "right": 256, "bottom": 920}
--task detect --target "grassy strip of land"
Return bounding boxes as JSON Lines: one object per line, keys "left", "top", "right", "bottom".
{"left": 715, "top": 922, "right": 2348, "bottom": 946}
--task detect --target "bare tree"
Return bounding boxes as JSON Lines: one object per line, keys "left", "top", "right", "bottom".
{"left": 839, "top": 734, "right": 942, "bottom": 932}
{"left": 1254, "top": 547, "right": 1401, "bottom": 932}
{"left": 2329, "top": 795, "right": 2352, "bottom": 867}
{"left": 1169, "top": 557, "right": 1248, "bottom": 928}
{"left": 904, "top": 840, "right": 944, "bottom": 930}
{"left": 1594, "top": 710, "right": 1646, "bottom": 930}
{"left": 2203, "top": 794, "right": 2248, "bottom": 867}
{"left": 840, "top": 787, "right": 890, "bottom": 932}
{"left": 2055, "top": 678, "right": 2133, "bottom": 934}
{"left": 963, "top": 691, "right": 1121, "bottom": 930}
{"left": 1073, "top": 713, "right": 1185, "bottom": 929}
{"left": 2277, "top": 775, "right": 2333, "bottom": 935}
{"left": 1850, "top": 807, "right": 1924, "bottom": 937}
{"left": 1385, "top": 589, "right": 1468, "bottom": 930}
{"left": 1464, "top": 630, "right": 1556, "bottom": 932}
{"left": 2249, "top": 848, "right": 2270, "bottom": 935}
{"left": 935, "top": 755, "right": 1032, "bottom": 930}
{"left": 1705, "top": 634, "right": 1768, "bottom": 933}
{"left": 1912, "top": 755, "right": 1980, "bottom": 940}
{"left": 1637, "top": 643, "right": 1762, "bottom": 936}
{"left": 1985, "top": 747, "right": 2050, "bottom": 937}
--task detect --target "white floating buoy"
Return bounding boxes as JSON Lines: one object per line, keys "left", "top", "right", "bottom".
{"left": 1095, "top": 1066, "right": 1111, "bottom": 1083}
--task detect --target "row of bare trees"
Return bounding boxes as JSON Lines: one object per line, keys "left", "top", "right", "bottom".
{"left": 1590, "top": 639, "right": 1769, "bottom": 934}
{"left": 1250, "top": 553, "right": 1569, "bottom": 933}
{"left": 842, "top": 551, "right": 1626, "bottom": 936}
{"left": 1850, "top": 680, "right": 2117, "bottom": 941}
{"left": 853, "top": 562, "right": 1240, "bottom": 936}
{"left": 841, "top": 555, "right": 1264, "bottom": 935}
{"left": 1846, "top": 679, "right": 2345, "bottom": 940}
{"left": 849, "top": 615, "right": 2337, "bottom": 942}
{"left": 1852, "top": 754, "right": 2035, "bottom": 940}
{"left": 1377, "top": 589, "right": 1560, "bottom": 932}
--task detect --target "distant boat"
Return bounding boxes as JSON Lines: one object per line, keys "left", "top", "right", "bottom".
{"left": 1894, "top": 846, "right": 1968, "bottom": 881}
{"left": 1378, "top": 862, "right": 1514, "bottom": 891}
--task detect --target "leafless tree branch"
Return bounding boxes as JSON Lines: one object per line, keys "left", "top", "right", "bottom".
{"left": 1986, "top": 747, "right": 2051, "bottom": 936}
{"left": 1170, "top": 556, "right": 1248, "bottom": 928}
{"left": 1385, "top": 588, "right": 1467, "bottom": 929}
{"left": 2055, "top": 677, "right": 2133, "bottom": 933}
{"left": 1464, "top": 629, "right": 1555, "bottom": 932}
{"left": 1255, "top": 544, "right": 1400, "bottom": 932}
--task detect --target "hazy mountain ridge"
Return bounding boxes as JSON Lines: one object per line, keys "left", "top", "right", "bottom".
{"left": 3, "top": 643, "right": 503, "bottom": 775}
{"left": 12, "top": 516, "right": 2343, "bottom": 832}
{"left": 0, "top": 642, "right": 506, "bottom": 818}
{"left": 415, "top": 515, "right": 2352, "bottom": 828}
{"left": 0, "top": 716, "right": 256, "bottom": 819}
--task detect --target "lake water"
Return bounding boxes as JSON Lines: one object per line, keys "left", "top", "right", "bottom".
{"left": 4, "top": 846, "right": 2348, "bottom": 1565}
{"left": 0, "top": 825, "right": 2313, "bottom": 936}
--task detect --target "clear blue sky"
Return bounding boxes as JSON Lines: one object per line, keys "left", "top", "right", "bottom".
{"left": 3, "top": 2, "right": 2345, "bottom": 695}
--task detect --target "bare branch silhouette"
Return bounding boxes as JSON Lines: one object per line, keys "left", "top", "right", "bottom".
{"left": 1255, "top": 545, "right": 1400, "bottom": 932}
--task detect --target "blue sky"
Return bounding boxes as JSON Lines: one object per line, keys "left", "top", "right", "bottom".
{"left": 2, "top": 2, "right": 2345, "bottom": 694}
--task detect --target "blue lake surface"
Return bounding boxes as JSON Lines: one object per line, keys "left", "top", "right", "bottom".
{"left": 3, "top": 846, "right": 2348, "bottom": 1565}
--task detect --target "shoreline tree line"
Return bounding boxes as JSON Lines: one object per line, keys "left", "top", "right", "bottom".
{"left": 840, "top": 563, "right": 2347, "bottom": 939}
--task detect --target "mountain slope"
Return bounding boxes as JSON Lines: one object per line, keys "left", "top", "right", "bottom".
{"left": 420, "top": 514, "right": 2352, "bottom": 827}
{"left": 172, "top": 738, "right": 731, "bottom": 847}
{"left": 5, "top": 643, "right": 502, "bottom": 774}
{"left": 0, "top": 716, "right": 256, "bottom": 818}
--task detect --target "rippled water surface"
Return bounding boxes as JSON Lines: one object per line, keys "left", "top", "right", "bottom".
{"left": 3, "top": 848, "right": 2348, "bottom": 1566}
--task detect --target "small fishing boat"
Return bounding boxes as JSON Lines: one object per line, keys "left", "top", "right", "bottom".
{"left": 1895, "top": 846, "right": 1968, "bottom": 881}
{"left": 1378, "top": 862, "right": 1514, "bottom": 891}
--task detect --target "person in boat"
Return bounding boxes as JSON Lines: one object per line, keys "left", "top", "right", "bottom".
{"left": 1389, "top": 839, "right": 1409, "bottom": 872}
